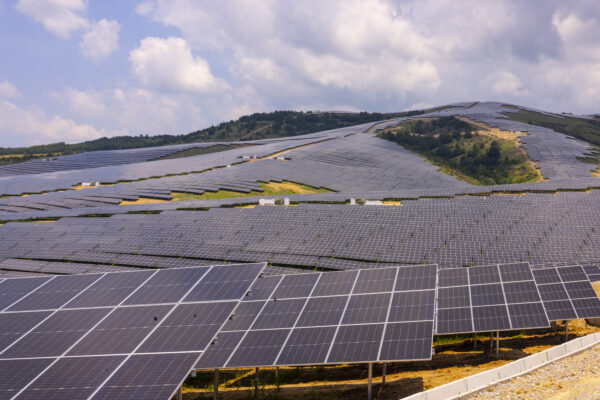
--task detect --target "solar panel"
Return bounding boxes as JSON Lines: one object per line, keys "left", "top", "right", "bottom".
{"left": 197, "top": 264, "right": 437, "bottom": 369}
{"left": 534, "top": 265, "right": 600, "bottom": 320}
{"left": 0, "top": 263, "right": 267, "bottom": 400}
{"left": 436, "top": 263, "right": 550, "bottom": 335}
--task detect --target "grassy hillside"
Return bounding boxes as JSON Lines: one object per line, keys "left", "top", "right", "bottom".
{"left": 380, "top": 116, "right": 542, "bottom": 185}
{"left": 0, "top": 110, "right": 426, "bottom": 166}
{"left": 506, "top": 109, "right": 600, "bottom": 146}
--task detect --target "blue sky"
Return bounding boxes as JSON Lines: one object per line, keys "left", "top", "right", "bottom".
{"left": 0, "top": 0, "right": 599, "bottom": 147}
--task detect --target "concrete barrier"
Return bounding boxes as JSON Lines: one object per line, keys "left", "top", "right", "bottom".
{"left": 402, "top": 332, "right": 600, "bottom": 400}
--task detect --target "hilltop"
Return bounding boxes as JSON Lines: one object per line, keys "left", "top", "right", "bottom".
{"left": 0, "top": 109, "right": 425, "bottom": 166}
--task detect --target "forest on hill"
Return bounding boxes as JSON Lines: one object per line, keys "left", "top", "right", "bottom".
{"left": 0, "top": 110, "right": 424, "bottom": 165}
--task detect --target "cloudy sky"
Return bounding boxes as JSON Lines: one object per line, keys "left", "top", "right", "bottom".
{"left": 1, "top": 0, "right": 599, "bottom": 146}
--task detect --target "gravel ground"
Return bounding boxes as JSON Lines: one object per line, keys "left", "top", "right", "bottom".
{"left": 468, "top": 343, "right": 600, "bottom": 400}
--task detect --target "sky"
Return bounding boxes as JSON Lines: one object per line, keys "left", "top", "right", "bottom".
{"left": 1, "top": 0, "right": 599, "bottom": 147}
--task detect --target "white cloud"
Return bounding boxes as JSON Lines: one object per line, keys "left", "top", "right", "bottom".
{"left": 492, "top": 70, "right": 529, "bottom": 97}
{"left": 129, "top": 37, "right": 228, "bottom": 93}
{"left": 15, "top": 0, "right": 89, "bottom": 38}
{"left": 60, "top": 87, "right": 107, "bottom": 118}
{"left": 0, "top": 99, "right": 110, "bottom": 146}
{"left": 0, "top": 81, "right": 21, "bottom": 99}
{"left": 80, "top": 19, "right": 120, "bottom": 60}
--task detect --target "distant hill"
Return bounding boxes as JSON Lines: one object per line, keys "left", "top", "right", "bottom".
{"left": 0, "top": 110, "right": 425, "bottom": 166}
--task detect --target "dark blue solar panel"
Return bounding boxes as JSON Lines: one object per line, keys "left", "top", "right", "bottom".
{"left": 138, "top": 302, "right": 237, "bottom": 353}
{"left": 0, "top": 277, "right": 52, "bottom": 311}
{"left": 395, "top": 265, "right": 436, "bottom": 291}
{"left": 251, "top": 299, "right": 305, "bottom": 329}
{"left": 543, "top": 300, "right": 577, "bottom": 320}
{"left": 0, "top": 358, "right": 54, "bottom": 399}
{"left": 533, "top": 268, "right": 561, "bottom": 284}
{"left": 311, "top": 270, "right": 357, "bottom": 296}
{"left": 503, "top": 281, "right": 541, "bottom": 303}
{"left": 243, "top": 276, "right": 282, "bottom": 301}
{"left": 342, "top": 293, "right": 391, "bottom": 324}
{"left": 272, "top": 273, "right": 319, "bottom": 299}
{"left": 437, "top": 286, "right": 470, "bottom": 309}
{"left": 327, "top": 324, "right": 384, "bottom": 363}
{"left": 67, "top": 305, "right": 172, "bottom": 356}
{"left": 468, "top": 265, "right": 500, "bottom": 285}
{"left": 470, "top": 284, "right": 505, "bottom": 306}
{"left": 388, "top": 291, "right": 435, "bottom": 322}
{"left": 7, "top": 275, "right": 101, "bottom": 311}
{"left": 227, "top": 329, "right": 290, "bottom": 367}
{"left": 572, "top": 298, "right": 600, "bottom": 318}
{"left": 276, "top": 326, "right": 336, "bottom": 366}
{"left": 537, "top": 284, "right": 569, "bottom": 301}
{"left": 223, "top": 301, "right": 265, "bottom": 331}
{"left": 508, "top": 303, "right": 549, "bottom": 329}
{"left": 64, "top": 270, "right": 155, "bottom": 308}
{"left": 0, "top": 311, "right": 52, "bottom": 353}
{"left": 437, "top": 268, "right": 468, "bottom": 287}
{"left": 379, "top": 321, "right": 433, "bottom": 361}
{"left": 1, "top": 308, "right": 111, "bottom": 358}
{"left": 352, "top": 268, "right": 396, "bottom": 294}
{"left": 498, "top": 263, "right": 533, "bottom": 282}
{"left": 15, "top": 355, "right": 125, "bottom": 400}
{"left": 564, "top": 281, "right": 598, "bottom": 299}
{"left": 184, "top": 263, "right": 263, "bottom": 302}
{"left": 472, "top": 305, "right": 510, "bottom": 331}
{"left": 557, "top": 266, "right": 588, "bottom": 282}
{"left": 196, "top": 331, "right": 246, "bottom": 369}
{"left": 296, "top": 296, "right": 347, "bottom": 327}
{"left": 124, "top": 268, "right": 208, "bottom": 305}
{"left": 92, "top": 353, "right": 200, "bottom": 400}
{"left": 436, "top": 308, "right": 473, "bottom": 334}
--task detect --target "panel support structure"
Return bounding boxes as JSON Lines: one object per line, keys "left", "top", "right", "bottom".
{"left": 496, "top": 331, "right": 500, "bottom": 358}
{"left": 254, "top": 367, "right": 259, "bottom": 400}
{"left": 367, "top": 362, "right": 373, "bottom": 400}
{"left": 565, "top": 320, "right": 569, "bottom": 342}
{"left": 214, "top": 369, "right": 219, "bottom": 400}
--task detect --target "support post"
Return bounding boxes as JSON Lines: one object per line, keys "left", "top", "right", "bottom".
{"left": 490, "top": 332, "right": 494, "bottom": 353}
{"left": 496, "top": 331, "right": 500, "bottom": 358}
{"left": 565, "top": 320, "right": 569, "bottom": 342}
{"left": 382, "top": 362, "right": 387, "bottom": 387}
{"left": 213, "top": 369, "right": 219, "bottom": 400}
{"left": 176, "top": 385, "right": 182, "bottom": 400}
{"left": 473, "top": 333, "right": 477, "bottom": 349}
{"left": 254, "top": 367, "right": 259, "bottom": 400}
{"left": 367, "top": 362, "right": 373, "bottom": 400}
{"left": 275, "top": 366, "right": 279, "bottom": 382}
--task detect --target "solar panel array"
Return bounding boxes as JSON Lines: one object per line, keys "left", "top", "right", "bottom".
{"left": 436, "top": 263, "right": 550, "bottom": 335}
{"left": 197, "top": 264, "right": 437, "bottom": 368}
{"left": 0, "top": 263, "right": 265, "bottom": 400}
{"left": 533, "top": 265, "right": 600, "bottom": 321}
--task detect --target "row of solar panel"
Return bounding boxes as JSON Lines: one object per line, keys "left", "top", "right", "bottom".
{"left": 0, "top": 263, "right": 267, "bottom": 400}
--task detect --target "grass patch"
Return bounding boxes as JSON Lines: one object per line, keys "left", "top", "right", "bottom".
{"left": 118, "top": 181, "right": 333, "bottom": 206}
{"left": 380, "top": 116, "right": 543, "bottom": 185}
{"left": 171, "top": 181, "right": 332, "bottom": 201}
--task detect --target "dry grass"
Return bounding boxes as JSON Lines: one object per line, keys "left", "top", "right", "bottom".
{"left": 118, "top": 181, "right": 332, "bottom": 206}
{"left": 120, "top": 198, "right": 169, "bottom": 206}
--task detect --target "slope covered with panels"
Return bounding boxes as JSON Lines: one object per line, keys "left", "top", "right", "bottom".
{"left": 0, "top": 263, "right": 265, "bottom": 400}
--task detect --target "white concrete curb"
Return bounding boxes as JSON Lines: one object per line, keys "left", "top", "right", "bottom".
{"left": 402, "top": 332, "right": 600, "bottom": 400}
